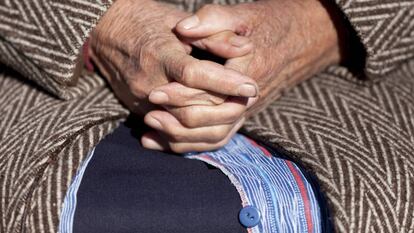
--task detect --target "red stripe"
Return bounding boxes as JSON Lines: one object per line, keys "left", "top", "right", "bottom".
{"left": 245, "top": 137, "right": 272, "bottom": 158}
{"left": 286, "top": 161, "right": 313, "bottom": 233}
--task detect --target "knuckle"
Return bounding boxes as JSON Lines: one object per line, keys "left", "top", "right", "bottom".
{"left": 178, "top": 108, "right": 199, "bottom": 128}
{"left": 192, "top": 91, "right": 225, "bottom": 105}
{"left": 140, "top": 39, "right": 177, "bottom": 71}
{"left": 181, "top": 61, "right": 197, "bottom": 85}
{"left": 129, "top": 80, "right": 149, "bottom": 98}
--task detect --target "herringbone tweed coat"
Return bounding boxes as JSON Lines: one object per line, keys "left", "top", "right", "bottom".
{"left": 0, "top": 0, "right": 413, "bottom": 232}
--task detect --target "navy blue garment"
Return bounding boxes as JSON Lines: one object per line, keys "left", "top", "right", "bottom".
{"left": 73, "top": 123, "right": 247, "bottom": 233}
{"left": 73, "top": 119, "right": 332, "bottom": 233}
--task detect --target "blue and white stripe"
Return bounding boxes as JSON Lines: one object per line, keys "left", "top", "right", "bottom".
{"left": 186, "top": 134, "right": 321, "bottom": 233}
{"left": 59, "top": 148, "right": 95, "bottom": 233}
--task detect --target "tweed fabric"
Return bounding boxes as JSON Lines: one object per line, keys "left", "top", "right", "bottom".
{"left": 0, "top": 0, "right": 113, "bottom": 99}
{"left": 25, "top": 123, "right": 118, "bottom": 233}
{"left": 242, "top": 61, "right": 414, "bottom": 232}
{"left": 335, "top": 0, "right": 414, "bottom": 78}
{"left": 0, "top": 0, "right": 413, "bottom": 233}
{"left": 0, "top": 69, "right": 128, "bottom": 233}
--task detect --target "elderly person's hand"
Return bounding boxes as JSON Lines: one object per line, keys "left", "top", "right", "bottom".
{"left": 89, "top": 0, "right": 258, "bottom": 116}
{"left": 143, "top": 0, "right": 346, "bottom": 152}
{"left": 174, "top": 0, "right": 346, "bottom": 111}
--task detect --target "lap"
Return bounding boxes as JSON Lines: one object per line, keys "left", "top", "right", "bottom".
{"left": 73, "top": 123, "right": 246, "bottom": 233}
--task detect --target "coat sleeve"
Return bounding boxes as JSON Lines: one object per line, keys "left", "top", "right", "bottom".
{"left": 335, "top": 0, "right": 414, "bottom": 79}
{"left": 0, "top": 0, "right": 113, "bottom": 99}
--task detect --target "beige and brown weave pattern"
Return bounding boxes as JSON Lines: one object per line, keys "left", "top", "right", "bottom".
{"left": 335, "top": 0, "right": 414, "bottom": 78}
{"left": 0, "top": 0, "right": 413, "bottom": 232}
{"left": 0, "top": 0, "right": 113, "bottom": 99}
{"left": 243, "top": 61, "right": 414, "bottom": 232}
{"left": 24, "top": 121, "right": 120, "bottom": 233}
{"left": 0, "top": 69, "right": 128, "bottom": 233}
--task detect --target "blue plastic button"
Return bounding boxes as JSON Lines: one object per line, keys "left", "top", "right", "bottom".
{"left": 239, "top": 205, "right": 261, "bottom": 228}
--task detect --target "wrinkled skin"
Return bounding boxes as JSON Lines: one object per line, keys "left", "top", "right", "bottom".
{"left": 90, "top": 0, "right": 257, "bottom": 115}
{"left": 143, "top": 0, "right": 345, "bottom": 152}
{"left": 91, "top": 0, "right": 345, "bottom": 153}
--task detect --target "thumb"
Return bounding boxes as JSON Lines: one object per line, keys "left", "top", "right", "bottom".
{"left": 175, "top": 5, "right": 248, "bottom": 38}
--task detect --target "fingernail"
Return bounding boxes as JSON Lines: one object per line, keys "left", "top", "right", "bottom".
{"left": 247, "top": 97, "right": 259, "bottom": 108}
{"left": 179, "top": 15, "right": 200, "bottom": 30}
{"left": 229, "top": 36, "right": 250, "bottom": 47}
{"left": 142, "top": 136, "right": 164, "bottom": 151}
{"left": 146, "top": 115, "right": 163, "bottom": 130}
{"left": 149, "top": 91, "right": 169, "bottom": 104}
{"left": 238, "top": 83, "right": 258, "bottom": 97}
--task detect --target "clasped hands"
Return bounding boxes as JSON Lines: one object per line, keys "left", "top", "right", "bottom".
{"left": 90, "top": 0, "right": 343, "bottom": 153}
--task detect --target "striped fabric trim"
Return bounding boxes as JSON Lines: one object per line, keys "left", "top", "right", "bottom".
{"left": 58, "top": 148, "right": 96, "bottom": 233}
{"left": 186, "top": 134, "right": 321, "bottom": 233}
